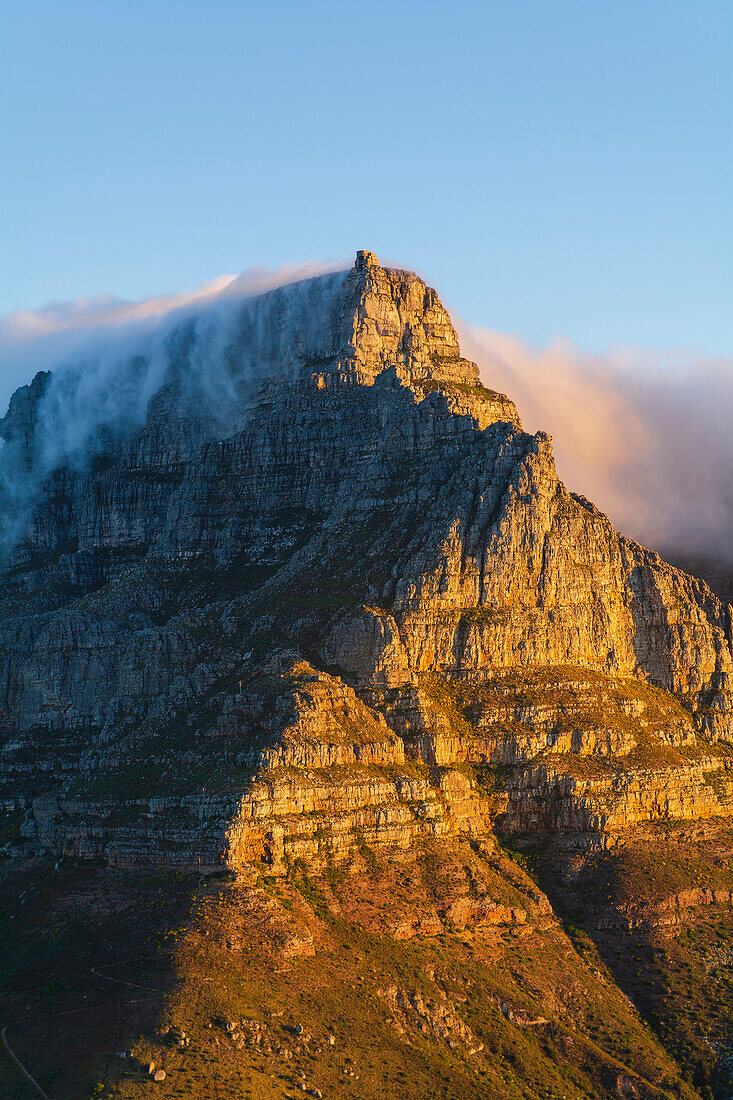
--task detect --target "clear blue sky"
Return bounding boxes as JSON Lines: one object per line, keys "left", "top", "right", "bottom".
{"left": 1, "top": 0, "right": 731, "bottom": 353}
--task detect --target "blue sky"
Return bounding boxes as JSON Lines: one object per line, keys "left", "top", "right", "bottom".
{"left": 1, "top": 0, "right": 731, "bottom": 353}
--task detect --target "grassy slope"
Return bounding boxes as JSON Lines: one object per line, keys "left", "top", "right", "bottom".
{"left": 515, "top": 821, "right": 733, "bottom": 1100}
{"left": 0, "top": 845, "right": 702, "bottom": 1100}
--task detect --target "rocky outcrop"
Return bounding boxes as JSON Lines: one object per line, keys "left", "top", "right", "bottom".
{"left": 1, "top": 251, "right": 732, "bottom": 872}
{"left": 371, "top": 666, "right": 699, "bottom": 767}
{"left": 497, "top": 754, "right": 733, "bottom": 842}
{"left": 325, "top": 445, "right": 733, "bottom": 742}
{"left": 221, "top": 657, "right": 495, "bottom": 872}
{"left": 381, "top": 985, "right": 484, "bottom": 1054}
{"left": 599, "top": 886, "right": 733, "bottom": 933}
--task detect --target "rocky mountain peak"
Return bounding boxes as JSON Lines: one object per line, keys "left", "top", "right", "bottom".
{"left": 334, "top": 249, "right": 484, "bottom": 394}
{"left": 282, "top": 249, "right": 520, "bottom": 429}
{"left": 355, "top": 248, "right": 380, "bottom": 268}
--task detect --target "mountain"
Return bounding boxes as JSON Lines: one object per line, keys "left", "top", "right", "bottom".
{"left": 1, "top": 251, "right": 732, "bottom": 1100}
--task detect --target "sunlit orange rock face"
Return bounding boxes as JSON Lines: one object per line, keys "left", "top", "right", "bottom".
{"left": 0, "top": 250, "right": 731, "bottom": 870}
{"left": 3, "top": 252, "right": 733, "bottom": 1100}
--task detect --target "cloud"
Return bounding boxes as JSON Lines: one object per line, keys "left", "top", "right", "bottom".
{"left": 0, "top": 260, "right": 347, "bottom": 416}
{"left": 458, "top": 322, "right": 733, "bottom": 563}
{"left": 0, "top": 259, "right": 349, "bottom": 555}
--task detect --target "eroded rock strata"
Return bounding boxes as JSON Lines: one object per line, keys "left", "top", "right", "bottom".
{"left": 3, "top": 251, "right": 733, "bottom": 1100}
{"left": 1, "top": 251, "right": 732, "bottom": 873}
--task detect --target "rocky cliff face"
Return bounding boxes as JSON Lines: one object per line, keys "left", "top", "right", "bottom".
{"left": 1, "top": 251, "right": 732, "bottom": 872}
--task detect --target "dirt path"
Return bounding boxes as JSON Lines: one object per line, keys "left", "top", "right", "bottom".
{"left": 91, "top": 966, "right": 166, "bottom": 994}
{"left": 1, "top": 1025, "right": 52, "bottom": 1100}
{"left": 1, "top": 966, "right": 164, "bottom": 1097}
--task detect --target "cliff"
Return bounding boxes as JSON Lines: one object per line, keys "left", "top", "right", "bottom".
{"left": 1, "top": 252, "right": 731, "bottom": 869}
{"left": 2, "top": 251, "right": 733, "bottom": 1099}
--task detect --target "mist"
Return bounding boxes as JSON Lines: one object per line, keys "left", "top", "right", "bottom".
{"left": 0, "top": 260, "right": 348, "bottom": 417}
{"left": 460, "top": 324, "right": 733, "bottom": 564}
{"left": 0, "top": 260, "right": 349, "bottom": 555}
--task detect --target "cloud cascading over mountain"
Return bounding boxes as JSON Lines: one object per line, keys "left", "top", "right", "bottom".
{"left": 1, "top": 261, "right": 730, "bottom": 563}
{"left": 0, "top": 261, "right": 349, "bottom": 555}
{"left": 0, "top": 260, "right": 349, "bottom": 412}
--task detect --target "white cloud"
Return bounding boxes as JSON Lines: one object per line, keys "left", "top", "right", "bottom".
{"left": 0, "top": 260, "right": 350, "bottom": 554}
{"left": 0, "top": 260, "right": 347, "bottom": 416}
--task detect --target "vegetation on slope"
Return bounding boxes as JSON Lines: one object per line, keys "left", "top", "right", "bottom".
{"left": 0, "top": 844, "right": 707, "bottom": 1100}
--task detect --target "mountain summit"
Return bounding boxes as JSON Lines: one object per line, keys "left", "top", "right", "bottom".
{"left": 1, "top": 253, "right": 732, "bottom": 1099}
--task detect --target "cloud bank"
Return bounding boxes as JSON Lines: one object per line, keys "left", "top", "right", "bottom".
{"left": 0, "top": 260, "right": 348, "bottom": 416}
{"left": 459, "top": 323, "right": 733, "bottom": 563}
{"left": 0, "top": 260, "right": 349, "bottom": 554}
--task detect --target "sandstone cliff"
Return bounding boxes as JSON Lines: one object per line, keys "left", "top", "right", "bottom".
{"left": 1, "top": 251, "right": 732, "bottom": 872}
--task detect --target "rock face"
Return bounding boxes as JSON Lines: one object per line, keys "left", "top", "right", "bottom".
{"left": 1, "top": 251, "right": 732, "bottom": 869}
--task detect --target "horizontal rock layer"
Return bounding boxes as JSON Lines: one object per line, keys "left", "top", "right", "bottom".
{"left": 0, "top": 252, "right": 731, "bottom": 871}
